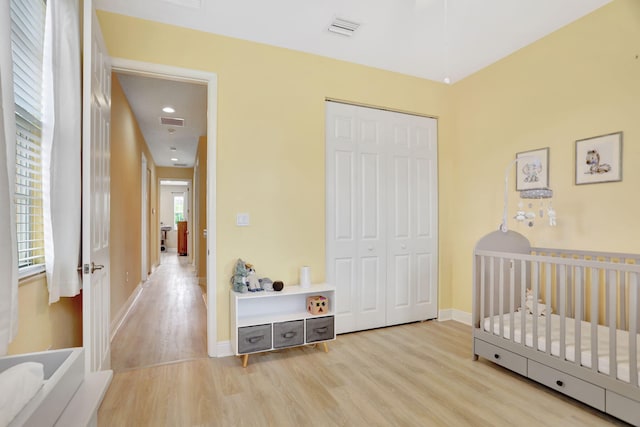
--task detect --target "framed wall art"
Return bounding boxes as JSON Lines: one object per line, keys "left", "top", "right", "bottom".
{"left": 575, "top": 131, "right": 622, "bottom": 185}
{"left": 516, "top": 147, "right": 549, "bottom": 191}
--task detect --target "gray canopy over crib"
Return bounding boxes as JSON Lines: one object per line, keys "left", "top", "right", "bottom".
{"left": 472, "top": 230, "right": 640, "bottom": 426}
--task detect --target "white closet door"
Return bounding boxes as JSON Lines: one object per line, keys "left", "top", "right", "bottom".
{"left": 354, "top": 106, "right": 387, "bottom": 331}
{"left": 326, "top": 102, "right": 386, "bottom": 333}
{"left": 386, "top": 112, "right": 438, "bottom": 325}
{"left": 326, "top": 101, "right": 437, "bottom": 334}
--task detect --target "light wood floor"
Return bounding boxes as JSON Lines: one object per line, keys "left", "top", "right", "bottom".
{"left": 100, "top": 258, "right": 625, "bottom": 426}
{"left": 109, "top": 253, "right": 207, "bottom": 371}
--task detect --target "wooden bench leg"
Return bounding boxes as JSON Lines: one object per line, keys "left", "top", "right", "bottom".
{"left": 242, "top": 354, "right": 249, "bottom": 368}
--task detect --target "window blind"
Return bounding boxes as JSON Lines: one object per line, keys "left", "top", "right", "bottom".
{"left": 10, "top": 0, "right": 46, "bottom": 271}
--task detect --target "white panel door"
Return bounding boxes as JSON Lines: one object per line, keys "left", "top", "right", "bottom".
{"left": 386, "top": 112, "right": 438, "bottom": 325}
{"left": 82, "top": 0, "right": 111, "bottom": 373}
{"left": 354, "top": 106, "right": 387, "bottom": 331}
{"left": 327, "top": 101, "right": 438, "bottom": 334}
{"left": 326, "top": 102, "right": 386, "bottom": 333}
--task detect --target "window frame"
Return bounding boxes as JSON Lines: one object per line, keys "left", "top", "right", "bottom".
{"left": 10, "top": 0, "right": 47, "bottom": 278}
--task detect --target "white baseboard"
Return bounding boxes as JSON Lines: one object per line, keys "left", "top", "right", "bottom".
{"left": 110, "top": 283, "right": 144, "bottom": 342}
{"left": 438, "top": 309, "right": 472, "bottom": 326}
{"left": 215, "top": 340, "right": 233, "bottom": 357}
{"left": 437, "top": 309, "right": 453, "bottom": 321}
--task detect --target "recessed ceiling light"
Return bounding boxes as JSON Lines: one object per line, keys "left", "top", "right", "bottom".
{"left": 162, "top": 106, "right": 175, "bottom": 113}
{"left": 170, "top": 147, "right": 177, "bottom": 151}
{"left": 171, "top": 157, "right": 179, "bottom": 162}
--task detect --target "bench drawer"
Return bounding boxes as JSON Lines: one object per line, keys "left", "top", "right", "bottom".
{"left": 528, "top": 360, "right": 604, "bottom": 411}
{"left": 474, "top": 339, "right": 527, "bottom": 376}
{"left": 238, "top": 324, "right": 272, "bottom": 354}
{"left": 306, "top": 316, "right": 334, "bottom": 343}
{"left": 273, "top": 320, "right": 304, "bottom": 349}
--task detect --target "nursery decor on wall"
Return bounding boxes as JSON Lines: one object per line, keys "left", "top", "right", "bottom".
{"left": 515, "top": 147, "right": 549, "bottom": 190}
{"left": 575, "top": 131, "right": 622, "bottom": 185}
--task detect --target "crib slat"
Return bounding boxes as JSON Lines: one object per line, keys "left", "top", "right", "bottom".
{"left": 608, "top": 269, "right": 617, "bottom": 380}
{"left": 575, "top": 267, "right": 582, "bottom": 366}
{"left": 568, "top": 262, "right": 574, "bottom": 318}
{"left": 533, "top": 262, "right": 539, "bottom": 350}
{"left": 509, "top": 258, "right": 515, "bottom": 341}
{"left": 591, "top": 269, "right": 599, "bottom": 373}
{"left": 490, "top": 257, "right": 495, "bottom": 335}
{"left": 546, "top": 262, "right": 552, "bottom": 356}
{"left": 629, "top": 272, "right": 638, "bottom": 387}
{"left": 499, "top": 257, "right": 505, "bottom": 338}
{"left": 480, "top": 256, "right": 485, "bottom": 330}
{"left": 559, "top": 264, "right": 566, "bottom": 361}
{"left": 620, "top": 270, "right": 626, "bottom": 330}
{"left": 521, "top": 259, "right": 527, "bottom": 348}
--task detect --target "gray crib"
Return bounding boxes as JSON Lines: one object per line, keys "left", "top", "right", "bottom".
{"left": 472, "top": 230, "right": 640, "bottom": 425}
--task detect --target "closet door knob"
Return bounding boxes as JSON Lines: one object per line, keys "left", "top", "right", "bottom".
{"left": 494, "top": 354, "right": 501, "bottom": 360}
{"left": 555, "top": 380, "right": 564, "bottom": 387}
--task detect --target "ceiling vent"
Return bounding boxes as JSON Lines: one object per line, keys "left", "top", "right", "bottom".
{"left": 328, "top": 18, "right": 360, "bottom": 37}
{"left": 160, "top": 117, "right": 185, "bottom": 127}
{"left": 173, "top": 162, "right": 188, "bottom": 167}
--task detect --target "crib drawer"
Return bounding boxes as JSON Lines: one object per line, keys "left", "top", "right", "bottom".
{"left": 528, "top": 360, "right": 605, "bottom": 411}
{"left": 606, "top": 391, "right": 640, "bottom": 426}
{"left": 474, "top": 339, "right": 527, "bottom": 376}
{"left": 238, "top": 324, "right": 272, "bottom": 354}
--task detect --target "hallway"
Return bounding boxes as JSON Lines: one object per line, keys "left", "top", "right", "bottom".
{"left": 110, "top": 253, "right": 208, "bottom": 372}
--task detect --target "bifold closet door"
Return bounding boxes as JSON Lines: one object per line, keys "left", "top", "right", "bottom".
{"left": 385, "top": 111, "right": 438, "bottom": 326}
{"left": 326, "top": 102, "right": 387, "bottom": 334}
{"left": 326, "top": 101, "right": 438, "bottom": 334}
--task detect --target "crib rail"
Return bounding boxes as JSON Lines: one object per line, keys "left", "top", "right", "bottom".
{"left": 473, "top": 247, "right": 640, "bottom": 388}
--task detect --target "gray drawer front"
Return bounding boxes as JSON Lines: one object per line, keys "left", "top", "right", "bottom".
{"left": 606, "top": 391, "right": 640, "bottom": 426}
{"left": 238, "top": 324, "right": 272, "bottom": 354}
{"left": 306, "top": 316, "right": 334, "bottom": 343}
{"left": 273, "top": 320, "right": 304, "bottom": 349}
{"left": 528, "top": 360, "right": 605, "bottom": 411}
{"left": 474, "top": 339, "right": 527, "bottom": 376}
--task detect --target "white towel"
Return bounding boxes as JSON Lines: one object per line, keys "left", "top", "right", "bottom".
{"left": 0, "top": 362, "right": 44, "bottom": 427}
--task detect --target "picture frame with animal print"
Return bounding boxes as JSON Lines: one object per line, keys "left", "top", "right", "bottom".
{"left": 516, "top": 147, "right": 549, "bottom": 191}
{"left": 575, "top": 131, "right": 622, "bottom": 185}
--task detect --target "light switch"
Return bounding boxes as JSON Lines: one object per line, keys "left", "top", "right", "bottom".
{"left": 236, "top": 213, "right": 250, "bottom": 226}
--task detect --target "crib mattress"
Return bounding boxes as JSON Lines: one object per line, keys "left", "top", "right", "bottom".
{"left": 482, "top": 313, "right": 640, "bottom": 383}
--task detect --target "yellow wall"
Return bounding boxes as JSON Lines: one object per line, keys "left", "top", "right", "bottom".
{"left": 449, "top": 0, "right": 640, "bottom": 312}
{"left": 97, "top": 11, "right": 453, "bottom": 341}
{"left": 8, "top": 275, "right": 82, "bottom": 354}
{"left": 110, "top": 75, "right": 158, "bottom": 320}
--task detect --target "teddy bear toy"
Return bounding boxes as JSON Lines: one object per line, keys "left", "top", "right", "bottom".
{"left": 245, "top": 265, "right": 262, "bottom": 292}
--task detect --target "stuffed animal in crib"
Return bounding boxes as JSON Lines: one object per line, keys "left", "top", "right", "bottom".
{"left": 519, "top": 288, "right": 548, "bottom": 316}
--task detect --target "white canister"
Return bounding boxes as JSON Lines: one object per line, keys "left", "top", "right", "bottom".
{"left": 299, "top": 266, "right": 311, "bottom": 288}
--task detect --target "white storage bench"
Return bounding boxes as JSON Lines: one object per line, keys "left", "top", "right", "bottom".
{"left": 230, "top": 284, "right": 336, "bottom": 367}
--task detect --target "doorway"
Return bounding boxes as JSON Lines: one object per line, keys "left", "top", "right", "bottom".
{"left": 111, "top": 58, "right": 218, "bottom": 358}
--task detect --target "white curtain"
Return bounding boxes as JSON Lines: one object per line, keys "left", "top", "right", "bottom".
{"left": 42, "top": 0, "right": 82, "bottom": 304}
{"left": 0, "top": 0, "right": 20, "bottom": 355}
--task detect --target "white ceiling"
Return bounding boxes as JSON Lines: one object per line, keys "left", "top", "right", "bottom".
{"left": 102, "top": 0, "right": 613, "bottom": 167}
{"left": 116, "top": 73, "right": 207, "bottom": 168}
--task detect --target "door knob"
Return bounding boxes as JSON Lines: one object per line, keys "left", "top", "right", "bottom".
{"left": 78, "top": 262, "right": 104, "bottom": 274}
{"left": 90, "top": 262, "right": 104, "bottom": 273}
